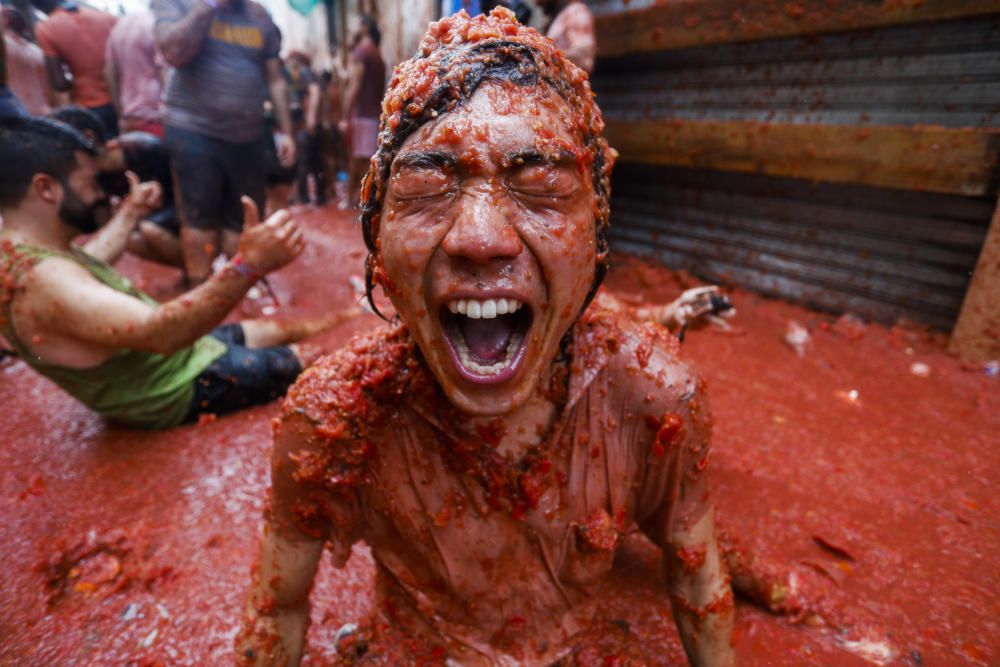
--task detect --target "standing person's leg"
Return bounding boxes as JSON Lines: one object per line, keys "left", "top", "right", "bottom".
{"left": 126, "top": 206, "right": 185, "bottom": 268}
{"left": 221, "top": 136, "right": 269, "bottom": 258}
{"left": 309, "top": 126, "right": 327, "bottom": 206}
{"left": 295, "top": 127, "right": 311, "bottom": 205}
{"left": 165, "top": 125, "right": 226, "bottom": 284}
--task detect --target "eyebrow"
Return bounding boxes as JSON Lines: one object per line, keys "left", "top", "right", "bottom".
{"left": 504, "top": 148, "right": 577, "bottom": 167}
{"left": 392, "top": 150, "right": 457, "bottom": 171}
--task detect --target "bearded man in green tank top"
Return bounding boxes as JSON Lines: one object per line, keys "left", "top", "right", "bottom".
{"left": 0, "top": 117, "right": 347, "bottom": 429}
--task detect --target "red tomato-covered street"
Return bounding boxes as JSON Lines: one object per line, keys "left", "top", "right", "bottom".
{"left": 0, "top": 205, "right": 997, "bottom": 666}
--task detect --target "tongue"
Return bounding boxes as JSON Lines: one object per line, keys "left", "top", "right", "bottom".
{"left": 459, "top": 316, "right": 514, "bottom": 364}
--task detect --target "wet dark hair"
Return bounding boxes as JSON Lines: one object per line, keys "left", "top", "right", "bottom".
{"left": 359, "top": 14, "right": 381, "bottom": 46}
{"left": 48, "top": 106, "right": 108, "bottom": 145}
{"left": 359, "top": 8, "right": 615, "bottom": 319}
{"left": 0, "top": 117, "right": 96, "bottom": 208}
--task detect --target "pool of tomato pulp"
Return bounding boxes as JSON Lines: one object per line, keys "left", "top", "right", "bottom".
{"left": 0, "top": 206, "right": 996, "bottom": 665}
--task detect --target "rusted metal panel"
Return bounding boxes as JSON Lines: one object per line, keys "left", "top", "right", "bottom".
{"left": 605, "top": 119, "right": 1000, "bottom": 196}
{"left": 591, "top": 0, "right": 1000, "bottom": 57}
{"left": 607, "top": 165, "right": 993, "bottom": 329}
{"left": 594, "top": 13, "right": 1000, "bottom": 329}
{"left": 593, "top": 15, "right": 1000, "bottom": 129}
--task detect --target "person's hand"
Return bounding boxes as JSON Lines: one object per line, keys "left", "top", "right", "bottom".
{"left": 237, "top": 197, "right": 304, "bottom": 275}
{"left": 668, "top": 286, "right": 735, "bottom": 328}
{"left": 337, "top": 118, "right": 350, "bottom": 136}
{"left": 124, "top": 171, "right": 163, "bottom": 216}
{"left": 275, "top": 131, "right": 296, "bottom": 167}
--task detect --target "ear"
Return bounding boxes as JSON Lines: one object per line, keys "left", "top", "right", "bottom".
{"left": 31, "top": 173, "right": 63, "bottom": 205}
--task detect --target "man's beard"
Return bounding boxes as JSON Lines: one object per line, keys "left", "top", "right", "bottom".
{"left": 58, "top": 184, "right": 105, "bottom": 235}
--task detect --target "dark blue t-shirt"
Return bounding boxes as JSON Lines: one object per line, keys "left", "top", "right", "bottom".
{"left": 152, "top": 0, "right": 280, "bottom": 143}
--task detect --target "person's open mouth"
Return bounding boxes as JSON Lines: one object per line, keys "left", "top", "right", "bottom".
{"left": 440, "top": 297, "right": 533, "bottom": 384}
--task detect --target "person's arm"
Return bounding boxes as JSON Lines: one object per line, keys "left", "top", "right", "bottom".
{"left": 266, "top": 58, "right": 295, "bottom": 167}
{"left": 665, "top": 507, "right": 736, "bottom": 666}
{"left": 235, "top": 416, "right": 329, "bottom": 666}
{"left": 28, "top": 198, "right": 303, "bottom": 355}
{"left": 340, "top": 59, "right": 362, "bottom": 121}
{"left": 43, "top": 56, "right": 72, "bottom": 93}
{"left": 153, "top": 0, "right": 221, "bottom": 68}
{"left": 82, "top": 172, "right": 162, "bottom": 264}
{"left": 305, "top": 80, "right": 321, "bottom": 132}
{"left": 34, "top": 24, "right": 73, "bottom": 94}
{"left": 639, "top": 375, "right": 735, "bottom": 666}
{"left": 103, "top": 41, "right": 121, "bottom": 113}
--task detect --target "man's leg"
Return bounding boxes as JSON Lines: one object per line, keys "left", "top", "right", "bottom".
{"left": 310, "top": 127, "right": 327, "bottom": 206}
{"left": 166, "top": 126, "right": 226, "bottom": 284}
{"left": 220, "top": 136, "right": 268, "bottom": 258}
{"left": 295, "top": 128, "right": 311, "bottom": 205}
{"left": 132, "top": 222, "right": 185, "bottom": 268}
{"left": 239, "top": 309, "right": 360, "bottom": 349}
{"left": 185, "top": 341, "right": 304, "bottom": 421}
{"left": 125, "top": 207, "right": 185, "bottom": 268}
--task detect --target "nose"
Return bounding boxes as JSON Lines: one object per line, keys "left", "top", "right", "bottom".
{"left": 440, "top": 187, "right": 523, "bottom": 264}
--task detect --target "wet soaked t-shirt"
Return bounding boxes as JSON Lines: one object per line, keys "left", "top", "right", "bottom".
{"left": 279, "top": 308, "right": 713, "bottom": 665}
{"left": 152, "top": 0, "right": 280, "bottom": 143}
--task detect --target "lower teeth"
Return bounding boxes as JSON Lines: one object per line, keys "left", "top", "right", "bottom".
{"left": 455, "top": 331, "right": 523, "bottom": 376}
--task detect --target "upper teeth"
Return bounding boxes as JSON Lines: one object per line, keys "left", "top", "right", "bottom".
{"left": 448, "top": 298, "right": 523, "bottom": 319}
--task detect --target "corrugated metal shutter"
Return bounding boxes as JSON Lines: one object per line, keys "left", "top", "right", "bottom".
{"left": 591, "top": 11, "right": 1000, "bottom": 329}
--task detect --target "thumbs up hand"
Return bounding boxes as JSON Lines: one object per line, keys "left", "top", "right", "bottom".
{"left": 125, "top": 170, "right": 163, "bottom": 215}
{"left": 237, "top": 197, "right": 305, "bottom": 276}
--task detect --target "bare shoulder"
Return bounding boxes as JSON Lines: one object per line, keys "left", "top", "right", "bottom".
{"left": 272, "top": 324, "right": 424, "bottom": 518}
{"left": 580, "top": 308, "right": 702, "bottom": 413}
{"left": 15, "top": 254, "right": 99, "bottom": 309}
{"left": 280, "top": 322, "right": 419, "bottom": 430}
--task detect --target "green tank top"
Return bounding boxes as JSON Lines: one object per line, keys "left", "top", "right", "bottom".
{"left": 0, "top": 244, "right": 226, "bottom": 429}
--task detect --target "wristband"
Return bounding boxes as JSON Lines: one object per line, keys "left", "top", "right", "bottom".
{"left": 231, "top": 254, "right": 263, "bottom": 283}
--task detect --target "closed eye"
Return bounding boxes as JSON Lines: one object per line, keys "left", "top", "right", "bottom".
{"left": 389, "top": 151, "right": 458, "bottom": 201}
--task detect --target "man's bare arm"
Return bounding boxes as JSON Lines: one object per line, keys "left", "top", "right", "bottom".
{"left": 28, "top": 200, "right": 303, "bottom": 355}
{"left": 83, "top": 173, "right": 161, "bottom": 264}
{"left": 639, "top": 375, "right": 735, "bottom": 665}
{"left": 341, "top": 60, "right": 362, "bottom": 120}
{"left": 104, "top": 51, "right": 121, "bottom": 113}
{"left": 44, "top": 56, "right": 71, "bottom": 93}
{"left": 305, "top": 81, "right": 321, "bottom": 132}
{"left": 666, "top": 507, "right": 737, "bottom": 667}
{"left": 154, "top": 0, "right": 218, "bottom": 68}
{"left": 236, "top": 416, "right": 328, "bottom": 666}
{"left": 266, "top": 59, "right": 295, "bottom": 166}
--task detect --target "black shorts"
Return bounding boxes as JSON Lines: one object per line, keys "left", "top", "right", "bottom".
{"left": 165, "top": 125, "right": 266, "bottom": 232}
{"left": 185, "top": 324, "right": 302, "bottom": 422}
